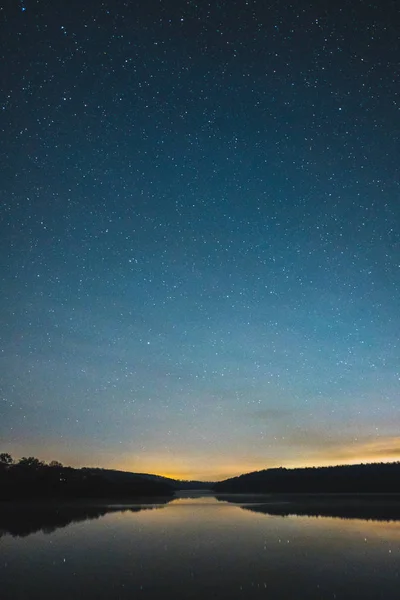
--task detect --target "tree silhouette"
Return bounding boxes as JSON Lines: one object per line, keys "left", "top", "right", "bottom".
{"left": 213, "top": 462, "right": 400, "bottom": 494}
{"left": 0, "top": 452, "right": 14, "bottom": 467}
{"left": 0, "top": 452, "right": 174, "bottom": 500}
{"left": 17, "top": 456, "right": 45, "bottom": 470}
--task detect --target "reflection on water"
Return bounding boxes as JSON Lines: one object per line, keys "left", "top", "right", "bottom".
{"left": 1, "top": 494, "right": 400, "bottom": 599}
{"left": 216, "top": 493, "right": 400, "bottom": 522}
{"left": 0, "top": 498, "right": 172, "bottom": 538}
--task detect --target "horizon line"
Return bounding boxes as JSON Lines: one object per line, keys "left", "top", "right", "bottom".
{"left": 3, "top": 452, "right": 399, "bottom": 483}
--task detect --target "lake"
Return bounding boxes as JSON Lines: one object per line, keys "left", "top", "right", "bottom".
{"left": 1, "top": 493, "right": 400, "bottom": 599}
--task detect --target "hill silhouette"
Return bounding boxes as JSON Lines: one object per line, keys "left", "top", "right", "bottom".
{"left": 0, "top": 453, "right": 176, "bottom": 501}
{"left": 0, "top": 452, "right": 214, "bottom": 501}
{"left": 84, "top": 467, "right": 212, "bottom": 490}
{"left": 213, "top": 462, "right": 400, "bottom": 494}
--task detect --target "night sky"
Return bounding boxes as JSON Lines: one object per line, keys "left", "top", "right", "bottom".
{"left": 1, "top": 0, "right": 399, "bottom": 481}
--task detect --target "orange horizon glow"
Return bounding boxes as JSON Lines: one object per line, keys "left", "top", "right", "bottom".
{"left": 13, "top": 455, "right": 400, "bottom": 483}
{"left": 5, "top": 435, "right": 400, "bottom": 482}
{"left": 146, "top": 455, "right": 400, "bottom": 482}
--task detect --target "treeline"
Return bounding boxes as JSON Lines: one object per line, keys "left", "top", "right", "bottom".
{"left": 213, "top": 462, "right": 400, "bottom": 494}
{"left": 0, "top": 453, "right": 173, "bottom": 501}
{"left": 86, "top": 468, "right": 213, "bottom": 490}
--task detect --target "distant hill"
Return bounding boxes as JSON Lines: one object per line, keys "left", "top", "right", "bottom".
{"left": 0, "top": 454, "right": 176, "bottom": 501}
{"left": 85, "top": 468, "right": 213, "bottom": 490}
{"left": 0, "top": 452, "right": 213, "bottom": 501}
{"left": 213, "top": 462, "right": 400, "bottom": 494}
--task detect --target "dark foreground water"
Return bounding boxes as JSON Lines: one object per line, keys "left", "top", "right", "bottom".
{"left": 1, "top": 494, "right": 400, "bottom": 599}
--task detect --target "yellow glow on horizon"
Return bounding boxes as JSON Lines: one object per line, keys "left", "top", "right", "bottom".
{"left": 6, "top": 435, "right": 400, "bottom": 482}
{"left": 118, "top": 452, "right": 400, "bottom": 482}
{"left": 126, "top": 436, "right": 400, "bottom": 481}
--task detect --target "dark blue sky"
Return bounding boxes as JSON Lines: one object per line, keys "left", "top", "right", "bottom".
{"left": 1, "top": 0, "right": 399, "bottom": 479}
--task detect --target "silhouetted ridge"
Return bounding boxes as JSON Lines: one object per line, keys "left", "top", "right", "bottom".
{"left": 85, "top": 467, "right": 212, "bottom": 490}
{"left": 213, "top": 462, "right": 400, "bottom": 493}
{"left": 0, "top": 453, "right": 174, "bottom": 500}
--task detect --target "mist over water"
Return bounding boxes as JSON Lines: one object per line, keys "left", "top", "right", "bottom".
{"left": 1, "top": 494, "right": 400, "bottom": 599}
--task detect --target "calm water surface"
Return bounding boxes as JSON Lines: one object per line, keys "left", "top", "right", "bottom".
{"left": 1, "top": 494, "right": 400, "bottom": 599}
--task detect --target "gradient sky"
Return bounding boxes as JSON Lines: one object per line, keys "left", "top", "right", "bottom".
{"left": 1, "top": 0, "right": 399, "bottom": 481}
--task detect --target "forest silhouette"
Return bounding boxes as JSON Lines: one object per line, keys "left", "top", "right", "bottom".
{"left": 213, "top": 462, "right": 400, "bottom": 494}
{"left": 2, "top": 453, "right": 400, "bottom": 501}
{"left": 0, "top": 453, "right": 173, "bottom": 500}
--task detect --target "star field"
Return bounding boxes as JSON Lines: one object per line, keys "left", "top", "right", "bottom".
{"left": 1, "top": 0, "right": 399, "bottom": 480}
